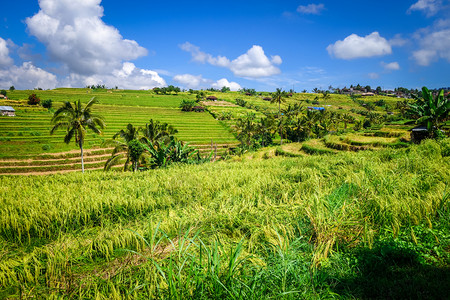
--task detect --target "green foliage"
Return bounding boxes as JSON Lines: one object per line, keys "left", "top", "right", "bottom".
{"left": 27, "top": 93, "right": 41, "bottom": 105}
{"left": 408, "top": 87, "right": 450, "bottom": 137}
{"left": 179, "top": 99, "right": 196, "bottom": 112}
{"left": 41, "top": 99, "right": 53, "bottom": 109}
{"left": 0, "top": 89, "right": 6, "bottom": 97}
{"left": 50, "top": 97, "right": 105, "bottom": 172}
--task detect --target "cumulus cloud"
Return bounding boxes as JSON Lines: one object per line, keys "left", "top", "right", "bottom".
{"left": 180, "top": 43, "right": 282, "bottom": 78}
{"left": 382, "top": 61, "right": 400, "bottom": 71}
{"left": 173, "top": 74, "right": 241, "bottom": 91}
{"left": 408, "top": 0, "right": 442, "bottom": 17}
{"left": 211, "top": 78, "right": 242, "bottom": 91}
{"left": 61, "top": 62, "right": 166, "bottom": 89}
{"left": 297, "top": 3, "right": 325, "bottom": 15}
{"left": 327, "top": 32, "right": 392, "bottom": 59}
{"left": 412, "top": 21, "right": 450, "bottom": 66}
{"left": 0, "top": 62, "right": 58, "bottom": 89}
{"left": 173, "top": 74, "right": 210, "bottom": 89}
{"left": 0, "top": 37, "right": 13, "bottom": 68}
{"left": 25, "top": 0, "right": 147, "bottom": 76}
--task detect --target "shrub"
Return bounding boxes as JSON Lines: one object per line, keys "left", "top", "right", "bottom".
{"left": 28, "top": 94, "right": 41, "bottom": 105}
{"left": 42, "top": 144, "right": 52, "bottom": 151}
{"left": 179, "top": 100, "right": 196, "bottom": 112}
{"left": 42, "top": 99, "right": 53, "bottom": 109}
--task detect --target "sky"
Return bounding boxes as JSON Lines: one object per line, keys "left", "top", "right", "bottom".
{"left": 0, "top": 0, "right": 449, "bottom": 92}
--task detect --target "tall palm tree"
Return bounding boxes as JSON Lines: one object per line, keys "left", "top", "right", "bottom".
{"left": 271, "top": 88, "right": 287, "bottom": 145}
{"left": 50, "top": 97, "right": 105, "bottom": 173}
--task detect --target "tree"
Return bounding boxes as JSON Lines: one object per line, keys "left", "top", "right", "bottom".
{"left": 42, "top": 99, "right": 53, "bottom": 109}
{"left": 179, "top": 100, "right": 196, "bottom": 112}
{"left": 0, "top": 89, "right": 6, "bottom": 97}
{"left": 104, "top": 123, "right": 144, "bottom": 172}
{"left": 28, "top": 94, "right": 41, "bottom": 105}
{"left": 141, "top": 119, "right": 178, "bottom": 148}
{"left": 408, "top": 87, "right": 450, "bottom": 138}
{"left": 9, "top": 86, "right": 15, "bottom": 91}
{"left": 271, "top": 88, "right": 288, "bottom": 145}
{"left": 50, "top": 97, "right": 105, "bottom": 173}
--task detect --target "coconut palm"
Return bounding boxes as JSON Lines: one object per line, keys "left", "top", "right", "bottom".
{"left": 141, "top": 119, "right": 178, "bottom": 148}
{"left": 271, "top": 88, "right": 288, "bottom": 145}
{"left": 104, "top": 123, "right": 144, "bottom": 172}
{"left": 408, "top": 87, "right": 450, "bottom": 137}
{"left": 50, "top": 97, "right": 105, "bottom": 173}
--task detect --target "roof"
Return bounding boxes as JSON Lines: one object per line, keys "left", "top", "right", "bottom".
{"left": 308, "top": 106, "right": 325, "bottom": 111}
{"left": 0, "top": 106, "right": 15, "bottom": 111}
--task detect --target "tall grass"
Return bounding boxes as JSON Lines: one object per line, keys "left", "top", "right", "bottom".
{"left": 0, "top": 139, "right": 449, "bottom": 297}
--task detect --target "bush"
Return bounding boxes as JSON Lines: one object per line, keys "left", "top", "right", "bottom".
{"left": 439, "top": 138, "right": 450, "bottom": 157}
{"left": 42, "top": 99, "right": 53, "bottom": 109}
{"left": 42, "top": 144, "right": 52, "bottom": 151}
{"left": 179, "top": 100, "right": 196, "bottom": 112}
{"left": 28, "top": 94, "right": 41, "bottom": 105}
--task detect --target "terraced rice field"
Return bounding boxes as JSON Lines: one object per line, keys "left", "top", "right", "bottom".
{"left": 0, "top": 90, "right": 239, "bottom": 174}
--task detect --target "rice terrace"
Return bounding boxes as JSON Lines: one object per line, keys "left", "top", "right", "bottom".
{"left": 1, "top": 0, "right": 450, "bottom": 299}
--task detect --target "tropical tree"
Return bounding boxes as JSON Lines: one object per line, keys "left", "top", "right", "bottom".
{"left": 50, "top": 97, "right": 105, "bottom": 172}
{"left": 408, "top": 87, "right": 450, "bottom": 138}
{"left": 141, "top": 119, "right": 178, "bottom": 148}
{"left": 271, "top": 88, "right": 288, "bottom": 145}
{"left": 104, "top": 123, "right": 144, "bottom": 172}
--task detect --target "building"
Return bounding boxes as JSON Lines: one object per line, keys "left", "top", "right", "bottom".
{"left": 0, "top": 106, "right": 15, "bottom": 116}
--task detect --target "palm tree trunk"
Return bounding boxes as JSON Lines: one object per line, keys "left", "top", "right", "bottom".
{"left": 79, "top": 140, "right": 84, "bottom": 173}
{"left": 279, "top": 102, "right": 283, "bottom": 145}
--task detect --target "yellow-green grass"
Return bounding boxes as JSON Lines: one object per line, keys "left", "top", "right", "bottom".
{"left": 6, "top": 88, "right": 195, "bottom": 108}
{"left": 0, "top": 104, "right": 237, "bottom": 157}
{"left": 0, "top": 140, "right": 448, "bottom": 297}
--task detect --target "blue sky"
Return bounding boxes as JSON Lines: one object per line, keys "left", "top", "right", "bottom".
{"left": 0, "top": 0, "right": 449, "bottom": 91}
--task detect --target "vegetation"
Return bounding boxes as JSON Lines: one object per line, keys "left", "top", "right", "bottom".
{"left": 50, "top": 97, "right": 105, "bottom": 172}
{"left": 408, "top": 87, "right": 450, "bottom": 138}
{"left": 27, "top": 93, "right": 41, "bottom": 105}
{"left": 0, "top": 140, "right": 449, "bottom": 298}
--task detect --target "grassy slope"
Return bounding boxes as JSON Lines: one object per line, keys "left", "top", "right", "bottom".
{"left": 0, "top": 139, "right": 449, "bottom": 298}
{"left": 0, "top": 90, "right": 238, "bottom": 157}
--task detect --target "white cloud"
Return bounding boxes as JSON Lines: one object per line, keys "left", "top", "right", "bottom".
{"left": 180, "top": 43, "right": 282, "bottom": 78}
{"left": 412, "top": 20, "right": 450, "bottom": 66}
{"left": 25, "top": 0, "right": 147, "bottom": 76}
{"left": 0, "top": 62, "right": 58, "bottom": 89}
{"left": 62, "top": 63, "right": 166, "bottom": 89}
{"left": 408, "top": 0, "right": 442, "bottom": 17}
{"left": 389, "top": 34, "right": 408, "bottom": 47}
{"left": 0, "top": 37, "right": 13, "bottom": 68}
{"left": 211, "top": 78, "right": 242, "bottom": 91}
{"left": 327, "top": 32, "right": 392, "bottom": 59}
{"left": 382, "top": 61, "right": 400, "bottom": 71}
{"left": 173, "top": 73, "right": 241, "bottom": 91}
{"left": 173, "top": 74, "right": 209, "bottom": 89}
{"left": 297, "top": 3, "right": 325, "bottom": 15}
{"left": 230, "top": 46, "right": 282, "bottom": 77}
{"left": 368, "top": 72, "right": 380, "bottom": 79}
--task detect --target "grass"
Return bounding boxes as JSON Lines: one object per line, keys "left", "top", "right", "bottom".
{"left": 0, "top": 139, "right": 448, "bottom": 298}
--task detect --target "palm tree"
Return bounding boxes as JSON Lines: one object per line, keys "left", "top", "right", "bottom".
{"left": 104, "top": 123, "right": 144, "bottom": 172}
{"left": 271, "top": 88, "right": 287, "bottom": 145}
{"left": 408, "top": 87, "right": 450, "bottom": 137}
{"left": 140, "top": 119, "right": 178, "bottom": 148}
{"left": 50, "top": 97, "right": 105, "bottom": 173}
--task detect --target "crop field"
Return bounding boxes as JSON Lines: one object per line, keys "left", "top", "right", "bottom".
{"left": 0, "top": 88, "right": 421, "bottom": 174}
{"left": 0, "top": 90, "right": 241, "bottom": 173}
{"left": 0, "top": 139, "right": 449, "bottom": 298}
